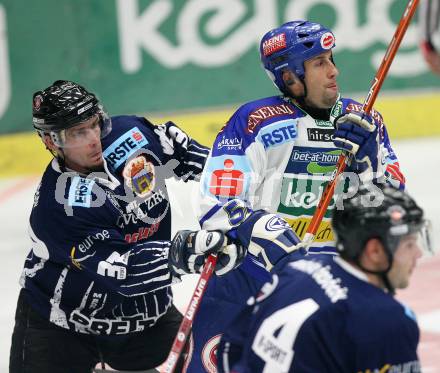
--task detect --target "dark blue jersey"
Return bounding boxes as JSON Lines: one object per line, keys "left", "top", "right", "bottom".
{"left": 21, "top": 115, "right": 209, "bottom": 336}
{"left": 101, "top": 115, "right": 209, "bottom": 243}
{"left": 218, "top": 255, "right": 420, "bottom": 373}
{"left": 23, "top": 159, "right": 174, "bottom": 335}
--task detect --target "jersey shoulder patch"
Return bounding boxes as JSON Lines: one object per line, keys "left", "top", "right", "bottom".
{"left": 103, "top": 126, "right": 150, "bottom": 170}
{"left": 68, "top": 176, "right": 95, "bottom": 207}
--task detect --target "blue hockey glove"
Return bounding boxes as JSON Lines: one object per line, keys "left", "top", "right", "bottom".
{"left": 333, "top": 111, "right": 380, "bottom": 175}
{"left": 232, "top": 211, "right": 302, "bottom": 271}
{"left": 169, "top": 230, "right": 245, "bottom": 277}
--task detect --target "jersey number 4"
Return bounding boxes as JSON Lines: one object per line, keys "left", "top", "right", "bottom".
{"left": 251, "top": 298, "right": 319, "bottom": 373}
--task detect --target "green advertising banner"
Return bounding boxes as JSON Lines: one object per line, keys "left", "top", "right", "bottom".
{"left": 1, "top": 0, "right": 439, "bottom": 134}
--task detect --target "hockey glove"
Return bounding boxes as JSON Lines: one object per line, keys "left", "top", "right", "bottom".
{"left": 232, "top": 211, "right": 301, "bottom": 271}
{"left": 154, "top": 121, "right": 209, "bottom": 181}
{"left": 169, "top": 230, "right": 245, "bottom": 277}
{"left": 215, "top": 239, "right": 247, "bottom": 276}
{"left": 154, "top": 121, "right": 189, "bottom": 157}
{"left": 333, "top": 111, "right": 380, "bottom": 175}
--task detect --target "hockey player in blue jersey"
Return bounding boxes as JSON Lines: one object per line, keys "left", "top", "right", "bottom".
{"left": 218, "top": 185, "right": 433, "bottom": 372}
{"left": 9, "top": 81, "right": 243, "bottom": 373}
{"left": 187, "top": 20, "right": 406, "bottom": 372}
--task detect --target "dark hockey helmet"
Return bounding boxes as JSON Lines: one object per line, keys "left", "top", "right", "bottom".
{"left": 32, "top": 80, "right": 111, "bottom": 147}
{"left": 260, "top": 20, "right": 335, "bottom": 93}
{"left": 332, "top": 185, "right": 432, "bottom": 261}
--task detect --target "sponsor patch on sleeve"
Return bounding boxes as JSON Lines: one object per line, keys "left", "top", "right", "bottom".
{"left": 68, "top": 177, "right": 95, "bottom": 207}
{"left": 103, "top": 127, "right": 149, "bottom": 170}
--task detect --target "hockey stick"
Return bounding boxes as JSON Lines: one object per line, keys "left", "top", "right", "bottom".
{"left": 301, "top": 0, "right": 420, "bottom": 248}
{"left": 162, "top": 254, "right": 218, "bottom": 373}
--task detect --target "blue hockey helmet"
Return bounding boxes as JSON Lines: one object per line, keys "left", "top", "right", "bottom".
{"left": 260, "top": 20, "right": 336, "bottom": 93}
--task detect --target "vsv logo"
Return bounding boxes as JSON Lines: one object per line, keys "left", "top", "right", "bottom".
{"left": 0, "top": 6, "right": 11, "bottom": 120}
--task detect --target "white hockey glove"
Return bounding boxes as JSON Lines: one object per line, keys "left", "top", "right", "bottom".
{"left": 169, "top": 230, "right": 246, "bottom": 277}
{"left": 333, "top": 110, "right": 382, "bottom": 178}
{"left": 232, "top": 211, "right": 301, "bottom": 271}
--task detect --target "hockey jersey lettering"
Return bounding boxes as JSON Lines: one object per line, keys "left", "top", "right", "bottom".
{"left": 307, "top": 128, "right": 334, "bottom": 142}
{"left": 219, "top": 255, "right": 421, "bottom": 372}
{"left": 68, "top": 177, "right": 95, "bottom": 207}
{"left": 247, "top": 103, "right": 295, "bottom": 133}
{"left": 290, "top": 260, "right": 348, "bottom": 302}
{"left": 256, "top": 120, "right": 297, "bottom": 148}
{"left": 76, "top": 229, "right": 110, "bottom": 253}
{"left": 124, "top": 222, "right": 160, "bottom": 243}
{"left": 217, "top": 135, "right": 243, "bottom": 151}
{"left": 70, "top": 309, "right": 162, "bottom": 334}
{"left": 103, "top": 126, "right": 149, "bottom": 170}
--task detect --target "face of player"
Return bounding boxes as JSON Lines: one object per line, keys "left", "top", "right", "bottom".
{"left": 303, "top": 51, "right": 339, "bottom": 109}
{"left": 387, "top": 234, "right": 423, "bottom": 290}
{"left": 62, "top": 116, "right": 104, "bottom": 173}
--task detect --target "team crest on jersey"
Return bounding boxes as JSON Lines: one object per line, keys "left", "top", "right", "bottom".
{"left": 202, "top": 334, "right": 221, "bottom": 373}
{"left": 265, "top": 215, "right": 290, "bottom": 231}
{"left": 123, "top": 156, "right": 155, "bottom": 198}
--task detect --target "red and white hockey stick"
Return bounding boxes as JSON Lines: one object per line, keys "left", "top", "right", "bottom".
{"left": 162, "top": 254, "right": 218, "bottom": 373}
{"left": 301, "top": 0, "right": 420, "bottom": 249}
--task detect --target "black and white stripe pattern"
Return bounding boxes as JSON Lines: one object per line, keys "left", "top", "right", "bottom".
{"left": 118, "top": 241, "right": 172, "bottom": 297}
{"left": 175, "top": 139, "right": 210, "bottom": 181}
